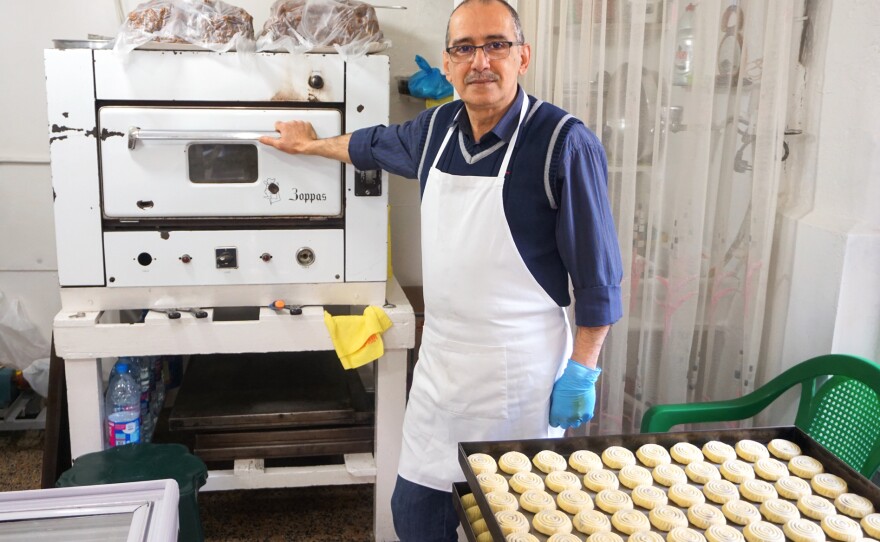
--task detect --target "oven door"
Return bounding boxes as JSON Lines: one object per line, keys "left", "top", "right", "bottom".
{"left": 99, "top": 107, "right": 342, "bottom": 219}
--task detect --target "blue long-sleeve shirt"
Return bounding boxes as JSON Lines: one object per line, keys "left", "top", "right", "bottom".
{"left": 349, "top": 89, "right": 623, "bottom": 327}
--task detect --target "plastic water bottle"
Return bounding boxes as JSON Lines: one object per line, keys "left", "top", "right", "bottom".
{"left": 105, "top": 360, "right": 141, "bottom": 447}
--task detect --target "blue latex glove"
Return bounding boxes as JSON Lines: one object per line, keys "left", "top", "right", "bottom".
{"left": 549, "top": 359, "right": 602, "bottom": 428}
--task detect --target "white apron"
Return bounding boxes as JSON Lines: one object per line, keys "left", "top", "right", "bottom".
{"left": 399, "top": 96, "right": 571, "bottom": 491}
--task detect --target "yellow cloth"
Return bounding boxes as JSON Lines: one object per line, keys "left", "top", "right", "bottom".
{"left": 323, "top": 306, "right": 393, "bottom": 369}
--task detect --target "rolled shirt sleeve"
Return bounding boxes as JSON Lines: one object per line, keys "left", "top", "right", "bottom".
{"left": 555, "top": 128, "right": 624, "bottom": 327}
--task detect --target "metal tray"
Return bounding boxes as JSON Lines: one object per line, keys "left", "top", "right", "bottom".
{"left": 457, "top": 426, "right": 880, "bottom": 542}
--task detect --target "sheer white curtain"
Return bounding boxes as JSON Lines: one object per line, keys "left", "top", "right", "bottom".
{"left": 519, "top": 0, "right": 796, "bottom": 434}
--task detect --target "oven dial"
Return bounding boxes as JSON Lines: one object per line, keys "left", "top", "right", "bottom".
{"left": 296, "top": 247, "right": 315, "bottom": 267}
{"left": 308, "top": 73, "right": 324, "bottom": 89}
{"left": 215, "top": 247, "right": 238, "bottom": 269}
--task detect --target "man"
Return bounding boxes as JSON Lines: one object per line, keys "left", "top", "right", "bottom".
{"left": 260, "top": 0, "right": 622, "bottom": 539}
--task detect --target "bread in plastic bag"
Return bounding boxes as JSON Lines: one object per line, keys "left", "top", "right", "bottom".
{"left": 257, "top": 0, "right": 388, "bottom": 58}
{"left": 114, "top": 0, "right": 255, "bottom": 53}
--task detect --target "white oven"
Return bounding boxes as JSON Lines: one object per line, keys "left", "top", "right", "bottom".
{"left": 44, "top": 48, "right": 389, "bottom": 310}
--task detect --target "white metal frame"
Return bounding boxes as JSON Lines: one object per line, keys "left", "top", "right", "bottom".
{"left": 53, "top": 278, "right": 413, "bottom": 542}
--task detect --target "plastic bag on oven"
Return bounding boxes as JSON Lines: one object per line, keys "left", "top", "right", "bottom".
{"left": 113, "top": 0, "right": 256, "bottom": 53}
{"left": 256, "top": 0, "right": 389, "bottom": 59}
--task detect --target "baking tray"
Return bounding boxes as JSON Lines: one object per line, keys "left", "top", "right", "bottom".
{"left": 457, "top": 426, "right": 880, "bottom": 542}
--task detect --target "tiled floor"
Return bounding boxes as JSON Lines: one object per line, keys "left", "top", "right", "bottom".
{"left": 0, "top": 431, "right": 375, "bottom": 541}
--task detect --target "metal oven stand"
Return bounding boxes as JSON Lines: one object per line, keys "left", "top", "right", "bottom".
{"left": 53, "top": 278, "right": 414, "bottom": 542}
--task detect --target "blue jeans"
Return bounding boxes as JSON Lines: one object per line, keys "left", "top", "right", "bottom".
{"left": 391, "top": 475, "right": 459, "bottom": 542}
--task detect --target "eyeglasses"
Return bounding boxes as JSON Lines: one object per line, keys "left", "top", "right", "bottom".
{"left": 445, "top": 41, "right": 523, "bottom": 63}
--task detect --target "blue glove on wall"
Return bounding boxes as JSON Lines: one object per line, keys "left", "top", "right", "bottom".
{"left": 549, "top": 359, "right": 602, "bottom": 428}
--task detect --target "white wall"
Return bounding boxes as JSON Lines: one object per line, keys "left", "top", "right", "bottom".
{"left": 0, "top": 1, "right": 449, "bottom": 343}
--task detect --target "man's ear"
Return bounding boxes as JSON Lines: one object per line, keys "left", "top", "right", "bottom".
{"left": 442, "top": 52, "right": 452, "bottom": 82}
{"left": 518, "top": 43, "right": 531, "bottom": 76}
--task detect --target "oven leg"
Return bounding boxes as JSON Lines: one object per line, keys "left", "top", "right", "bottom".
{"left": 64, "top": 356, "right": 105, "bottom": 460}
{"left": 374, "top": 347, "right": 407, "bottom": 542}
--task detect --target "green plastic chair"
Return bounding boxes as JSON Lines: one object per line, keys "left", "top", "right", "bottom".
{"left": 640, "top": 354, "right": 880, "bottom": 478}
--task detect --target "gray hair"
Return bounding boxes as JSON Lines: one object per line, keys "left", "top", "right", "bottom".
{"left": 445, "top": 0, "right": 525, "bottom": 47}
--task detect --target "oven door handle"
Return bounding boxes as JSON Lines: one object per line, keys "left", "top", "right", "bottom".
{"left": 127, "top": 128, "right": 279, "bottom": 150}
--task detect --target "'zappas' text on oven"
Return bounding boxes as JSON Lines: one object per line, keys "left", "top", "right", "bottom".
{"left": 289, "top": 188, "right": 328, "bottom": 203}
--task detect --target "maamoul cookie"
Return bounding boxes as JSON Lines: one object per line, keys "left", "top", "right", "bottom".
{"left": 558, "top": 489, "right": 594, "bottom": 514}
{"left": 835, "top": 493, "right": 875, "bottom": 518}
{"left": 461, "top": 492, "right": 477, "bottom": 509}
{"left": 628, "top": 532, "right": 665, "bottom": 542}
{"left": 653, "top": 464, "right": 687, "bottom": 487}
{"left": 511, "top": 471, "right": 545, "bottom": 493}
{"left": 668, "top": 483, "right": 706, "bottom": 507}
{"left": 477, "top": 472, "right": 509, "bottom": 494}
{"left": 595, "top": 488, "right": 634, "bottom": 514}
{"left": 759, "top": 498, "right": 800, "bottom": 524}
{"left": 753, "top": 458, "right": 788, "bottom": 481}
{"left": 862, "top": 513, "right": 880, "bottom": 538}
{"left": 821, "top": 514, "right": 863, "bottom": 542}
{"left": 720, "top": 460, "right": 755, "bottom": 483}
{"left": 547, "top": 470, "right": 584, "bottom": 493}
{"left": 703, "top": 441, "right": 737, "bottom": 464}
{"left": 722, "top": 499, "right": 762, "bottom": 525}
{"left": 686, "top": 461, "right": 721, "bottom": 484}
{"left": 471, "top": 518, "right": 488, "bottom": 535}
{"left": 743, "top": 521, "right": 785, "bottom": 542}
{"left": 603, "top": 446, "right": 637, "bottom": 469}
{"left": 667, "top": 527, "right": 706, "bottom": 542}
{"left": 499, "top": 451, "right": 532, "bottom": 474}
{"left": 811, "top": 472, "right": 848, "bottom": 498}
{"left": 788, "top": 455, "right": 824, "bottom": 479}
{"left": 548, "top": 534, "right": 583, "bottom": 542}
{"left": 486, "top": 490, "right": 519, "bottom": 513}
{"left": 637, "top": 444, "right": 672, "bottom": 467}
{"left": 574, "top": 509, "right": 612, "bottom": 535}
{"left": 767, "top": 439, "right": 802, "bottom": 460}
{"left": 612, "top": 509, "right": 651, "bottom": 535}
{"left": 584, "top": 469, "right": 620, "bottom": 492}
{"left": 475, "top": 531, "right": 493, "bottom": 542}
{"left": 469, "top": 452, "right": 498, "bottom": 475}
{"left": 775, "top": 476, "right": 811, "bottom": 500}
{"left": 570, "top": 450, "right": 604, "bottom": 473}
{"left": 619, "top": 465, "right": 654, "bottom": 489}
{"left": 704, "top": 479, "right": 740, "bottom": 504}
{"left": 736, "top": 440, "right": 770, "bottom": 462}
{"left": 496, "top": 509, "right": 530, "bottom": 536}
{"left": 783, "top": 518, "right": 825, "bottom": 542}
{"left": 533, "top": 509, "right": 574, "bottom": 536}
{"left": 687, "top": 502, "right": 727, "bottom": 529}
{"left": 465, "top": 504, "right": 483, "bottom": 523}
{"left": 649, "top": 504, "right": 689, "bottom": 531}
{"left": 520, "top": 489, "right": 557, "bottom": 513}
{"left": 632, "top": 484, "right": 669, "bottom": 509}
{"left": 671, "top": 442, "right": 704, "bottom": 465}
{"left": 506, "top": 534, "right": 541, "bottom": 542}
{"left": 797, "top": 494, "right": 837, "bottom": 520}
{"left": 587, "top": 533, "right": 623, "bottom": 542}
{"left": 534, "top": 450, "right": 568, "bottom": 473}
{"left": 705, "top": 524, "right": 745, "bottom": 542}
{"left": 739, "top": 479, "right": 778, "bottom": 503}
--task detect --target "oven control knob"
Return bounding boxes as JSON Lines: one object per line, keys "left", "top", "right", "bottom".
{"left": 260, "top": 252, "right": 273, "bottom": 262}
{"left": 180, "top": 254, "right": 192, "bottom": 264}
{"left": 308, "top": 73, "right": 324, "bottom": 89}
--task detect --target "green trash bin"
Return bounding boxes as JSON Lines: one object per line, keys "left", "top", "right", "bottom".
{"left": 57, "top": 443, "right": 208, "bottom": 542}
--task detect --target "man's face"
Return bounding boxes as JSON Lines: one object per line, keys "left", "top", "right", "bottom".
{"left": 443, "top": 1, "right": 531, "bottom": 113}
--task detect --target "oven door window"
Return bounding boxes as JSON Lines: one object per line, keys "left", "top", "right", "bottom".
{"left": 188, "top": 143, "right": 258, "bottom": 184}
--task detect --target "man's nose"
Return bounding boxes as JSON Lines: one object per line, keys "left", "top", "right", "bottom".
{"left": 470, "top": 46, "right": 491, "bottom": 69}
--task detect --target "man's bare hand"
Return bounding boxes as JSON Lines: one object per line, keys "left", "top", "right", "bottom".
{"left": 259, "top": 120, "right": 318, "bottom": 155}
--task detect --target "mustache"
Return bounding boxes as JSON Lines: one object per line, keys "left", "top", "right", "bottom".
{"left": 465, "top": 71, "right": 499, "bottom": 84}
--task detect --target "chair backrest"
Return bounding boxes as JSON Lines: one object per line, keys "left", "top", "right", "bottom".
{"left": 802, "top": 375, "right": 880, "bottom": 478}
